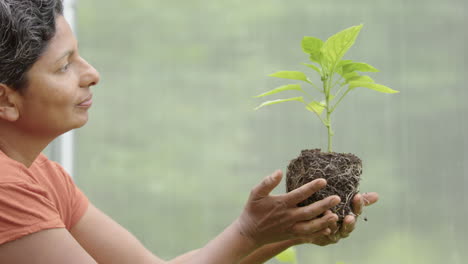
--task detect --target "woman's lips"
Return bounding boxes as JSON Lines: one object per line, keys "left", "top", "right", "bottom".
{"left": 78, "top": 94, "right": 93, "bottom": 107}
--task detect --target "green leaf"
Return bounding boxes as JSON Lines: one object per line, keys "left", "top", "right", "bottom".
{"left": 306, "top": 101, "right": 326, "bottom": 115}
{"left": 302, "top": 36, "right": 323, "bottom": 53}
{"left": 269, "top": 71, "right": 310, "bottom": 83}
{"left": 345, "top": 75, "right": 374, "bottom": 84}
{"left": 348, "top": 81, "right": 399, "bottom": 93}
{"left": 337, "top": 60, "right": 354, "bottom": 68}
{"left": 336, "top": 60, "right": 354, "bottom": 76}
{"left": 254, "top": 97, "right": 304, "bottom": 110}
{"left": 253, "top": 84, "right": 303, "bottom": 98}
{"left": 321, "top": 24, "right": 363, "bottom": 70}
{"left": 343, "top": 71, "right": 359, "bottom": 81}
{"left": 343, "top": 62, "right": 379, "bottom": 75}
{"left": 309, "top": 53, "right": 324, "bottom": 64}
{"left": 275, "top": 247, "right": 297, "bottom": 263}
{"left": 302, "top": 37, "right": 323, "bottom": 63}
{"left": 302, "top": 63, "right": 321, "bottom": 76}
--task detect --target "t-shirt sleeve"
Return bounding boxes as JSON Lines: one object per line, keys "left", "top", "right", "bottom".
{"left": 0, "top": 182, "right": 65, "bottom": 245}
{"left": 54, "top": 164, "right": 89, "bottom": 230}
{"left": 65, "top": 179, "right": 89, "bottom": 229}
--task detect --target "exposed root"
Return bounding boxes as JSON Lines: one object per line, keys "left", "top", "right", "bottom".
{"left": 286, "top": 149, "right": 362, "bottom": 225}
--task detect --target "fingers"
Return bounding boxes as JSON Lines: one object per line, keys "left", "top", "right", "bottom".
{"left": 362, "top": 192, "right": 379, "bottom": 206}
{"left": 303, "top": 227, "right": 333, "bottom": 244}
{"left": 250, "top": 170, "right": 283, "bottom": 199}
{"left": 338, "top": 191, "right": 378, "bottom": 241}
{"left": 324, "top": 210, "right": 338, "bottom": 234}
{"left": 352, "top": 193, "right": 364, "bottom": 216}
{"left": 339, "top": 215, "right": 356, "bottom": 238}
{"left": 294, "top": 196, "right": 340, "bottom": 221}
{"left": 301, "top": 208, "right": 358, "bottom": 246}
{"left": 352, "top": 192, "right": 379, "bottom": 216}
{"left": 283, "top": 178, "right": 327, "bottom": 206}
{"left": 292, "top": 213, "right": 338, "bottom": 236}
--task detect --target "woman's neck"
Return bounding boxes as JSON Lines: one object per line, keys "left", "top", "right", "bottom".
{"left": 0, "top": 123, "right": 54, "bottom": 168}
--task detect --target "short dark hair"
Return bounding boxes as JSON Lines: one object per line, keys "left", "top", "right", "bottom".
{"left": 0, "top": 0, "right": 64, "bottom": 92}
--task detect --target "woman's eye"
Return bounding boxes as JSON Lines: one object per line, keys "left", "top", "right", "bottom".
{"left": 60, "top": 63, "right": 70, "bottom": 72}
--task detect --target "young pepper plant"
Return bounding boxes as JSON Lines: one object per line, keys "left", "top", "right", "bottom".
{"left": 254, "top": 24, "right": 399, "bottom": 152}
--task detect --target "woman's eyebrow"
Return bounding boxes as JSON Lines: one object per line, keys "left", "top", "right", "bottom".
{"left": 55, "top": 50, "right": 74, "bottom": 63}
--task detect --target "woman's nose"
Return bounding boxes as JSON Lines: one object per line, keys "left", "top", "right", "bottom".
{"left": 79, "top": 57, "right": 100, "bottom": 88}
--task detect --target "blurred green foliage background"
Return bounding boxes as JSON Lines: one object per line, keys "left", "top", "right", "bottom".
{"left": 70, "top": 0, "right": 467, "bottom": 263}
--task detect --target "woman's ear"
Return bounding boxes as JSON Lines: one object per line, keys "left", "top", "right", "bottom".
{"left": 0, "top": 84, "right": 20, "bottom": 122}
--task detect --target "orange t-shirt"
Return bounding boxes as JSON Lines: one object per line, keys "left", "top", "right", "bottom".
{"left": 0, "top": 151, "right": 89, "bottom": 245}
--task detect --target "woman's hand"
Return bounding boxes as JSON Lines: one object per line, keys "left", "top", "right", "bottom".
{"left": 298, "top": 192, "right": 379, "bottom": 246}
{"left": 236, "top": 170, "right": 341, "bottom": 247}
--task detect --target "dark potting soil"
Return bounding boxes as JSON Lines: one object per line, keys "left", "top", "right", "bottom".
{"left": 286, "top": 149, "right": 362, "bottom": 223}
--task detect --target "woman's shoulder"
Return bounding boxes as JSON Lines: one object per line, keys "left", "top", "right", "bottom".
{"left": 32, "top": 153, "right": 72, "bottom": 180}
{"left": 0, "top": 152, "right": 56, "bottom": 185}
{"left": 0, "top": 152, "right": 28, "bottom": 185}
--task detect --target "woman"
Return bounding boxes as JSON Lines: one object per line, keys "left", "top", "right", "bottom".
{"left": 0, "top": 0, "right": 378, "bottom": 263}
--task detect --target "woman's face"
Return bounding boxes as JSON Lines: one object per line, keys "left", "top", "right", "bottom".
{"left": 15, "top": 15, "right": 100, "bottom": 137}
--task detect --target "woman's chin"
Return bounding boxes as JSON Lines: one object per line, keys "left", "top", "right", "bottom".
{"left": 72, "top": 115, "right": 89, "bottom": 129}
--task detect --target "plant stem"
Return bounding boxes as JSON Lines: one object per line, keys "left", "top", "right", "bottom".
{"left": 332, "top": 75, "right": 343, "bottom": 90}
{"left": 324, "top": 77, "right": 333, "bottom": 153}
{"left": 326, "top": 109, "right": 332, "bottom": 152}
{"left": 307, "top": 79, "right": 323, "bottom": 93}
{"left": 331, "top": 88, "right": 351, "bottom": 113}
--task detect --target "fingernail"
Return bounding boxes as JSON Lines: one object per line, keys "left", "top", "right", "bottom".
{"left": 329, "top": 196, "right": 340, "bottom": 206}
{"left": 314, "top": 178, "right": 326, "bottom": 186}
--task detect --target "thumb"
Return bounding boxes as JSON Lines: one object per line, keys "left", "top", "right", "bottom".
{"left": 250, "top": 170, "right": 283, "bottom": 199}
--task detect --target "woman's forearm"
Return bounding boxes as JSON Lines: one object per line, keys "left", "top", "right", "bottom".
{"left": 168, "top": 236, "right": 299, "bottom": 264}
{"left": 239, "top": 239, "right": 299, "bottom": 264}
{"left": 165, "top": 171, "right": 344, "bottom": 264}
{"left": 168, "top": 219, "right": 259, "bottom": 264}
{"left": 167, "top": 249, "right": 199, "bottom": 263}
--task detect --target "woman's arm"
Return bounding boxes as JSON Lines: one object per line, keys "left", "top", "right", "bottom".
{"left": 176, "top": 170, "right": 339, "bottom": 264}
{"left": 239, "top": 239, "right": 301, "bottom": 264}
{"left": 0, "top": 189, "right": 378, "bottom": 264}
{"left": 168, "top": 240, "right": 300, "bottom": 264}
{"left": 70, "top": 203, "right": 166, "bottom": 264}
{"left": 0, "top": 228, "right": 98, "bottom": 264}
{"left": 68, "top": 170, "right": 339, "bottom": 264}
{"left": 68, "top": 172, "right": 378, "bottom": 264}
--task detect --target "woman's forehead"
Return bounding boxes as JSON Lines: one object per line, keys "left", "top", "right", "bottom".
{"left": 40, "top": 16, "right": 77, "bottom": 63}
